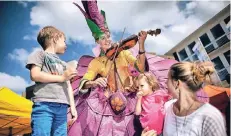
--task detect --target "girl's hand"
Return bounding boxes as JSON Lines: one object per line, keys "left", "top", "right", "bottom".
{"left": 141, "top": 127, "right": 157, "bottom": 136}
{"left": 137, "top": 91, "right": 144, "bottom": 99}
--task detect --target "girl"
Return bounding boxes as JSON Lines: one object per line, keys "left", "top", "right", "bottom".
{"left": 135, "top": 72, "right": 170, "bottom": 136}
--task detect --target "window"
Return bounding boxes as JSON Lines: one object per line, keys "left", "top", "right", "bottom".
{"left": 210, "top": 24, "right": 230, "bottom": 48}
{"left": 188, "top": 42, "right": 196, "bottom": 54}
{"left": 210, "top": 24, "right": 225, "bottom": 39}
{"left": 224, "top": 16, "right": 231, "bottom": 33}
{"left": 173, "top": 52, "right": 179, "bottom": 61}
{"left": 212, "top": 57, "right": 225, "bottom": 70}
{"left": 184, "top": 58, "right": 191, "bottom": 62}
{"left": 224, "top": 16, "right": 230, "bottom": 24}
{"left": 224, "top": 50, "right": 230, "bottom": 65}
{"left": 212, "top": 57, "right": 229, "bottom": 81}
{"left": 205, "top": 44, "right": 215, "bottom": 54}
{"left": 178, "top": 49, "right": 188, "bottom": 60}
{"left": 216, "top": 35, "right": 229, "bottom": 47}
{"left": 200, "top": 33, "right": 211, "bottom": 46}
{"left": 218, "top": 69, "right": 229, "bottom": 81}
{"left": 192, "top": 54, "right": 199, "bottom": 61}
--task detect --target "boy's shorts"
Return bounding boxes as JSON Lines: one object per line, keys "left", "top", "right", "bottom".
{"left": 31, "top": 102, "right": 68, "bottom": 136}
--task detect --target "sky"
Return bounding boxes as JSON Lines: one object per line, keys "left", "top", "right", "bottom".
{"left": 0, "top": 1, "right": 229, "bottom": 94}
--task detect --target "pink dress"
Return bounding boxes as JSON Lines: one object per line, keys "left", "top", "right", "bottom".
{"left": 140, "top": 89, "right": 170, "bottom": 135}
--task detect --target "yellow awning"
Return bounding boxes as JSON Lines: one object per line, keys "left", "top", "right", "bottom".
{"left": 0, "top": 87, "right": 33, "bottom": 135}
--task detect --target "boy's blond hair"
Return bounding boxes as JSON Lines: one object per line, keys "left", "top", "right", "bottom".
{"left": 37, "top": 26, "right": 65, "bottom": 50}
{"left": 136, "top": 72, "right": 160, "bottom": 91}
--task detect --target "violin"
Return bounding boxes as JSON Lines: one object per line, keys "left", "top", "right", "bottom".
{"left": 105, "top": 28, "right": 161, "bottom": 59}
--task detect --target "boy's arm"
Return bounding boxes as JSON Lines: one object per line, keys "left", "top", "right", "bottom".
{"left": 30, "top": 65, "right": 64, "bottom": 83}
{"left": 30, "top": 65, "right": 76, "bottom": 83}
{"left": 67, "top": 81, "right": 77, "bottom": 122}
{"left": 67, "top": 81, "right": 75, "bottom": 108}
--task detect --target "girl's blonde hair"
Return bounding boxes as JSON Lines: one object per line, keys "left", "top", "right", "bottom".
{"left": 169, "top": 61, "right": 215, "bottom": 92}
{"left": 136, "top": 72, "right": 160, "bottom": 90}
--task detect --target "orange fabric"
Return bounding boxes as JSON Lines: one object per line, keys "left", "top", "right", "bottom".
{"left": 203, "top": 85, "right": 230, "bottom": 97}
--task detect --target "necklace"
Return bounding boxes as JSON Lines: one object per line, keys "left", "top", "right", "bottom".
{"left": 175, "top": 101, "right": 195, "bottom": 136}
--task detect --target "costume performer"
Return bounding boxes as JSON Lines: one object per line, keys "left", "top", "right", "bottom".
{"left": 68, "top": 1, "right": 146, "bottom": 135}
{"left": 67, "top": 1, "right": 209, "bottom": 136}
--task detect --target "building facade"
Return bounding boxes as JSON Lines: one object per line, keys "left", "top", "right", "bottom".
{"left": 165, "top": 5, "right": 230, "bottom": 86}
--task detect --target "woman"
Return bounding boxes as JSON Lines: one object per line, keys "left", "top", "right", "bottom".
{"left": 164, "top": 61, "right": 226, "bottom": 136}
{"left": 142, "top": 61, "right": 226, "bottom": 136}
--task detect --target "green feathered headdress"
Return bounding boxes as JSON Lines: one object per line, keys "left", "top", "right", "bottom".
{"left": 73, "top": 1, "right": 110, "bottom": 40}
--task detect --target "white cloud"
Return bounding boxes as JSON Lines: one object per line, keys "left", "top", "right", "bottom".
{"left": 185, "top": 1, "right": 229, "bottom": 22}
{"left": 0, "top": 72, "right": 32, "bottom": 94}
{"left": 29, "top": 1, "right": 94, "bottom": 46}
{"left": 23, "top": 29, "right": 39, "bottom": 41}
{"left": 186, "top": 1, "right": 197, "bottom": 11}
{"left": 28, "top": 1, "right": 229, "bottom": 55}
{"left": 18, "top": 1, "right": 28, "bottom": 8}
{"left": 23, "top": 35, "right": 31, "bottom": 40}
{"left": 8, "top": 47, "right": 42, "bottom": 67}
{"left": 23, "top": 34, "right": 36, "bottom": 41}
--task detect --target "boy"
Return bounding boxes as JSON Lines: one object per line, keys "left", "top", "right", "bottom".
{"left": 26, "top": 26, "right": 77, "bottom": 136}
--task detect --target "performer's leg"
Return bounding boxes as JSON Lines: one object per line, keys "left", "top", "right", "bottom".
{"left": 31, "top": 102, "right": 53, "bottom": 136}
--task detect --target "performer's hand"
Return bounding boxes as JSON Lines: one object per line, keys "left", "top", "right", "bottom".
{"left": 141, "top": 127, "right": 157, "bottom": 136}
{"left": 92, "top": 77, "right": 108, "bottom": 88}
{"left": 138, "top": 30, "right": 147, "bottom": 45}
{"left": 137, "top": 91, "right": 144, "bottom": 99}
{"left": 62, "top": 68, "right": 77, "bottom": 81}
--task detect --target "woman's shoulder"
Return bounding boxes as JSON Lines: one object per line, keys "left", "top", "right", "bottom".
{"left": 198, "top": 103, "right": 224, "bottom": 119}
{"left": 164, "top": 99, "right": 177, "bottom": 112}
{"left": 199, "top": 103, "right": 227, "bottom": 135}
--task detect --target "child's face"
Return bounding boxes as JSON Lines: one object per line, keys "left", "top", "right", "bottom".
{"left": 137, "top": 77, "right": 153, "bottom": 96}
{"left": 55, "top": 35, "right": 67, "bottom": 54}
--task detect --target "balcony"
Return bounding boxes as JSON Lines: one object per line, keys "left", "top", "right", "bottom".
{"left": 216, "top": 35, "right": 230, "bottom": 47}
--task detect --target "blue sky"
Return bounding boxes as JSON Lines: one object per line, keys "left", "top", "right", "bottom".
{"left": 0, "top": 1, "right": 229, "bottom": 94}
{"left": 0, "top": 1, "right": 94, "bottom": 94}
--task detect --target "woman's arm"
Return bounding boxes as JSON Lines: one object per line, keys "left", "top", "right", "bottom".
{"left": 79, "top": 59, "right": 104, "bottom": 90}
{"left": 82, "top": 78, "right": 107, "bottom": 89}
{"left": 136, "top": 31, "right": 147, "bottom": 73}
